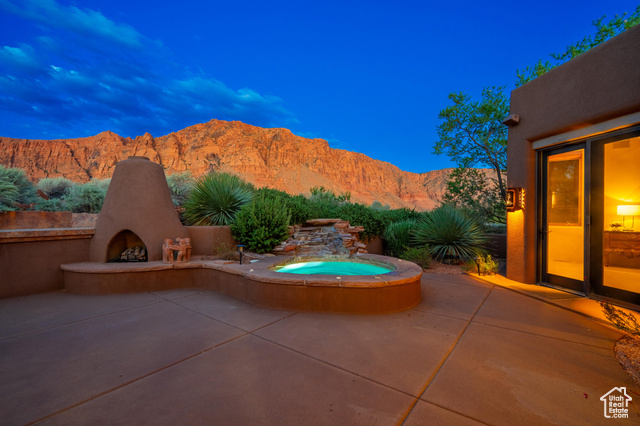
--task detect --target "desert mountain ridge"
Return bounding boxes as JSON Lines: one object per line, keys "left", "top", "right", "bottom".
{"left": 0, "top": 119, "right": 492, "bottom": 211}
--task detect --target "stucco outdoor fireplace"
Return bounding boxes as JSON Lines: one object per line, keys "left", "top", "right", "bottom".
{"left": 89, "top": 156, "right": 188, "bottom": 263}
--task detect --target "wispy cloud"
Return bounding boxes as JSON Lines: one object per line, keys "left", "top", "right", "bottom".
{"left": 0, "top": 0, "right": 297, "bottom": 139}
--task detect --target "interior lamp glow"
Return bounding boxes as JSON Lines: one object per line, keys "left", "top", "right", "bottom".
{"left": 617, "top": 205, "right": 640, "bottom": 230}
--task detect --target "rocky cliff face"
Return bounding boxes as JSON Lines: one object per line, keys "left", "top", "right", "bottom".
{"left": 0, "top": 119, "right": 491, "bottom": 210}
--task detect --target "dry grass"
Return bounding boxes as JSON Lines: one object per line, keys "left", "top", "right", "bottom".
{"left": 422, "top": 259, "right": 464, "bottom": 274}
{"left": 615, "top": 335, "right": 640, "bottom": 386}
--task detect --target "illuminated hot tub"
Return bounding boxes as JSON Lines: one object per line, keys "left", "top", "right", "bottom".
{"left": 273, "top": 258, "right": 395, "bottom": 276}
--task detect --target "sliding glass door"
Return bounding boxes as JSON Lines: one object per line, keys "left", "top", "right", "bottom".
{"left": 591, "top": 130, "right": 640, "bottom": 305}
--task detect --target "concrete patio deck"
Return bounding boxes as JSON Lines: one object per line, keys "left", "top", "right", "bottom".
{"left": 1, "top": 273, "right": 638, "bottom": 425}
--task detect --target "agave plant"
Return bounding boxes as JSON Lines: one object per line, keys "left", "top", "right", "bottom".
{"left": 183, "top": 172, "right": 254, "bottom": 226}
{"left": 412, "top": 204, "right": 488, "bottom": 262}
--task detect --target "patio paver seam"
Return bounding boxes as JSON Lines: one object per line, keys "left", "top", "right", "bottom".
{"left": 415, "top": 400, "right": 492, "bottom": 425}
{"left": 0, "top": 294, "right": 167, "bottom": 342}
{"left": 249, "top": 332, "right": 418, "bottom": 399}
{"left": 163, "top": 296, "right": 301, "bottom": 333}
{"left": 25, "top": 332, "right": 250, "bottom": 426}
{"left": 398, "top": 284, "right": 495, "bottom": 425}
{"left": 470, "top": 318, "right": 622, "bottom": 350}
{"left": 468, "top": 275, "right": 622, "bottom": 332}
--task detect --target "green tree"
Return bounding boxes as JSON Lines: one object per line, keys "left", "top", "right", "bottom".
{"left": 435, "top": 86, "right": 508, "bottom": 222}
{"left": 516, "top": 6, "right": 640, "bottom": 87}
{"left": 442, "top": 168, "right": 506, "bottom": 224}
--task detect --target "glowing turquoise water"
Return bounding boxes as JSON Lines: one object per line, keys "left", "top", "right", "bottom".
{"left": 275, "top": 261, "right": 393, "bottom": 275}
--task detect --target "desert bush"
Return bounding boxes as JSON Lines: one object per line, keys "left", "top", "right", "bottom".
{"left": 383, "top": 219, "right": 416, "bottom": 257}
{"left": 463, "top": 254, "right": 499, "bottom": 275}
{"left": 412, "top": 204, "right": 488, "bottom": 263}
{"left": 371, "top": 200, "right": 390, "bottom": 211}
{"left": 0, "top": 180, "right": 19, "bottom": 211}
{"left": 231, "top": 194, "right": 291, "bottom": 254}
{"left": 600, "top": 300, "right": 640, "bottom": 337}
{"left": 166, "top": 171, "right": 195, "bottom": 207}
{"left": 34, "top": 198, "right": 67, "bottom": 212}
{"left": 0, "top": 165, "right": 37, "bottom": 209}
{"left": 183, "top": 172, "right": 254, "bottom": 226}
{"left": 256, "top": 187, "right": 311, "bottom": 225}
{"left": 400, "top": 247, "right": 432, "bottom": 269}
{"left": 484, "top": 222, "right": 507, "bottom": 234}
{"left": 65, "top": 180, "right": 108, "bottom": 213}
{"left": 379, "top": 207, "right": 425, "bottom": 226}
{"left": 309, "top": 186, "right": 350, "bottom": 203}
{"left": 37, "top": 177, "right": 75, "bottom": 199}
{"left": 334, "top": 202, "right": 385, "bottom": 239}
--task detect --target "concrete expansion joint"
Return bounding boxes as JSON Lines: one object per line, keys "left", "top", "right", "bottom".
{"left": 400, "top": 286, "right": 495, "bottom": 424}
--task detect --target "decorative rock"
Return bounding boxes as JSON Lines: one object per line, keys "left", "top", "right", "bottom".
{"left": 305, "top": 219, "right": 342, "bottom": 226}
{"left": 273, "top": 218, "right": 367, "bottom": 255}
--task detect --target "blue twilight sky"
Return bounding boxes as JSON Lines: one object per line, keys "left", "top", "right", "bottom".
{"left": 0, "top": 0, "right": 638, "bottom": 173}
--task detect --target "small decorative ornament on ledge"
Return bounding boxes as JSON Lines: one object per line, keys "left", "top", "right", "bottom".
{"left": 162, "top": 238, "right": 192, "bottom": 263}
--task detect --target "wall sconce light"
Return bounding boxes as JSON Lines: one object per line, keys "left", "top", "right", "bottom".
{"left": 617, "top": 205, "right": 640, "bottom": 230}
{"left": 506, "top": 187, "right": 525, "bottom": 212}
{"left": 237, "top": 244, "right": 244, "bottom": 264}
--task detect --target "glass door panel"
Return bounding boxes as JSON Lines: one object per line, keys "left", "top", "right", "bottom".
{"left": 602, "top": 136, "right": 640, "bottom": 294}
{"left": 542, "top": 147, "right": 585, "bottom": 291}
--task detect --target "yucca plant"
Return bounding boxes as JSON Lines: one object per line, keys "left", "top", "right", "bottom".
{"left": 183, "top": 172, "right": 254, "bottom": 226}
{"left": 383, "top": 219, "right": 416, "bottom": 257}
{"left": 412, "top": 204, "right": 488, "bottom": 262}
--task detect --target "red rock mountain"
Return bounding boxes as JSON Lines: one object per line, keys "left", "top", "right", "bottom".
{"left": 0, "top": 119, "right": 486, "bottom": 210}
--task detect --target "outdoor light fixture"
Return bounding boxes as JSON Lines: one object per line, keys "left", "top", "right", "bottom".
{"left": 474, "top": 257, "right": 481, "bottom": 275}
{"left": 506, "top": 187, "right": 524, "bottom": 212}
{"left": 617, "top": 205, "right": 640, "bottom": 230}
{"left": 237, "top": 244, "right": 244, "bottom": 264}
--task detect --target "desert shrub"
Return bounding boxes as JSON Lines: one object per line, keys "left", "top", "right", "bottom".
{"left": 484, "top": 222, "right": 507, "bottom": 234}
{"left": 34, "top": 198, "right": 67, "bottom": 212}
{"left": 183, "top": 172, "right": 254, "bottom": 226}
{"left": 231, "top": 194, "right": 291, "bottom": 254}
{"left": 463, "top": 254, "right": 499, "bottom": 275}
{"left": 383, "top": 219, "right": 416, "bottom": 257}
{"left": 65, "top": 180, "right": 108, "bottom": 213}
{"left": 307, "top": 198, "right": 341, "bottom": 220}
{"left": 379, "top": 207, "right": 425, "bottom": 226}
{"left": 600, "top": 299, "right": 640, "bottom": 337}
{"left": 309, "top": 186, "right": 350, "bottom": 203}
{"left": 37, "top": 177, "right": 75, "bottom": 199}
{"left": 371, "top": 200, "right": 390, "bottom": 211}
{"left": 0, "top": 180, "right": 19, "bottom": 211}
{"left": 256, "top": 187, "right": 311, "bottom": 225}
{"left": 400, "top": 247, "right": 432, "bottom": 269}
{"left": 166, "top": 171, "right": 195, "bottom": 207}
{"left": 336, "top": 202, "right": 386, "bottom": 239}
{"left": 0, "top": 165, "right": 37, "bottom": 209}
{"left": 412, "top": 204, "right": 488, "bottom": 263}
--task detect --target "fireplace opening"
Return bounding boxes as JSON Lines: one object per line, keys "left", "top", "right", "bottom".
{"left": 107, "top": 230, "right": 148, "bottom": 262}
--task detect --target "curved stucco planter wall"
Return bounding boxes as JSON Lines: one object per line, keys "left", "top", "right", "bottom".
{"left": 61, "top": 254, "right": 423, "bottom": 314}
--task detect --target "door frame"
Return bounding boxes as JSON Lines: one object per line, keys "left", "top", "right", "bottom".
{"left": 537, "top": 142, "right": 588, "bottom": 293}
